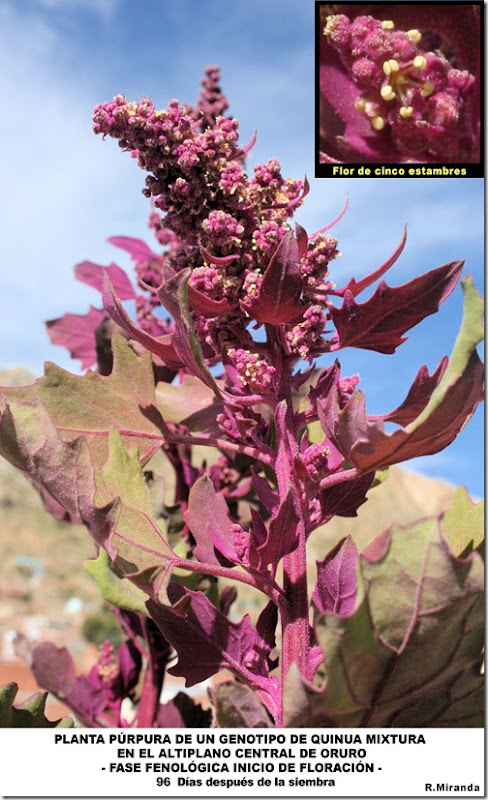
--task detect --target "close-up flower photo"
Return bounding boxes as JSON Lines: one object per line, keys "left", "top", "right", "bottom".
{"left": 318, "top": 3, "right": 482, "bottom": 164}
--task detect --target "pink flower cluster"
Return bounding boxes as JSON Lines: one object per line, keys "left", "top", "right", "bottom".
{"left": 91, "top": 66, "right": 344, "bottom": 365}
{"left": 324, "top": 13, "right": 475, "bottom": 160}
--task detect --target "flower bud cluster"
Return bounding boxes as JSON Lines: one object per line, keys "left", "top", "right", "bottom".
{"left": 302, "top": 442, "right": 332, "bottom": 483}
{"left": 286, "top": 305, "right": 327, "bottom": 360}
{"left": 227, "top": 348, "right": 276, "bottom": 393}
{"left": 93, "top": 68, "right": 312, "bottom": 369}
{"left": 301, "top": 234, "right": 340, "bottom": 290}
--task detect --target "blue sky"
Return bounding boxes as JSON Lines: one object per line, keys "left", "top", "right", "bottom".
{"left": 0, "top": 0, "right": 484, "bottom": 495}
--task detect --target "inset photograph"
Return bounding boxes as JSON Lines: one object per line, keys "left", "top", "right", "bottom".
{"left": 317, "top": 2, "right": 482, "bottom": 173}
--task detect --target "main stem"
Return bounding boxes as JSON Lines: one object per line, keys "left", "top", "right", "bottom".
{"left": 272, "top": 342, "right": 311, "bottom": 724}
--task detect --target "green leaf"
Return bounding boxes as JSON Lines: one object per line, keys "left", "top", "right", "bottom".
{"left": 213, "top": 681, "right": 272, "bottom": 727}
{"left": 407, "top": 275, "right": 484, "bottom": 433}
{"left": 84, "top": 549, "right": 149, "bottom": 616}
{"left": 0, "top": 683, "right": 73, "bottom": 728}
{"left": 441, "top": 485, "right": 484, "bottom": 557}
{"left": 0, "top": 336, "right": 165, "bottom": 526}
{"left": 155, "top": 374, "right": 221, "bottom": 431}
{"left": 284, "top": 517, "right": 484, "bottom": 727}
{"left": 94, "top": 430, "right": 176, "bottom": 600}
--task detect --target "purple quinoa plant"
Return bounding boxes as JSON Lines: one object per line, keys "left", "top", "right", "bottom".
{"left": 319, "top": 4, "right": 481, "bottom": 163}
{"left": 0, "top": 67, "right": 484, "bottom": 728}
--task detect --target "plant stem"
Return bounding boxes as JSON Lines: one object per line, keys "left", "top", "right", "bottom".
{"left": 270, "top": 342, "right": 312, "bottom": 720}
{"left": 135, "top": 619, "right": 164, "bottom": 728}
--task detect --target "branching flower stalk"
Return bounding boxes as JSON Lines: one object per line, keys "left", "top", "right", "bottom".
{"left": 0, "top": 66, "right": 484, "bottom": 728}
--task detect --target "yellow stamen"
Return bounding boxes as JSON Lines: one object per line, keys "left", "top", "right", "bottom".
{"left": 381, "top": 20, "right": 395, "bottom": 30}
{"left": 388, "top": 59, "right": 400, "bottom": 72}
{"left": 371, "top": 116, "right": 385, "bottom": 131}
{"left": 364, "top": 101, "right": 377, "bottom": 117}
{"left": 421, "top": 80, "right": 435, "bottom": 98}
{"left": 380, "top": 85, "right": 396, "bottom": 101}
{"left": 323, "top": 17, "right": 336, "bottom": 37}
{"left": 407, "top": 29, "right": 422, "bottom": 44}
{"left": 413, "top": 55, "right": 427, "bottom": 70}
{"left": 399, "top": 106, "right": 414, "bottom": 119}
{"left": 355, "top": 98, "right": 367, "bottom": 112}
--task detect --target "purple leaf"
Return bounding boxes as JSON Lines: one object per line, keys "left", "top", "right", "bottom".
{"left": 102, "top": 273, "right": 184, "bottom": 369}
{"left": 242, "top": 231, "right": 305, "bottom": 324}
{"left": 313, "top": 536, "right": 358, "bottom": 615}
{"left": 336, "top": 226, "right": 407, "bottom": 298}
{"left": 330, "top": 261, "right": 463, "bottom": 354}
{"left": 319, "top": 471, "right": 374, "bottom": 520}
{"left": 184, "top": 475, "right": 237, "bottom": 566}
{"left": 107, "top": 235, "right": 158, "bottom": 261}
{"left": 157, "top": 692, "right": 212, "bottom": 728}
{"left": 147, "top": 584, "right": 262, "bottom": 686}
{"left": 31, "top": 643, "right": 107, "bottom": 726}
{"left": 370, "top": 358, "right": 448, "bottom": 427}
{"left": 46, "top": 306, "right": 106, "bottom": 369}
{"left": 157, "top": 268, "right": 223, "bottom": 395}
{"left": 199, "top": 243, "right": 240, "bottom": 268}
{"left": 187, "top": 283, "right": 232, "bottom": 315}
{"left": 320, "top": 354, "right": 483, "bottom": 474}
{"left": 251, "top": 470, "right": 279, "bottom": 516}
{"left": 75, "top": 260, "right": 135, "bottom": 300}
{"left": 31, "top": 642, "right": 76, "bottom": 696}
{"left": 256, "top": 489, "right": 299, "bottom": 567}
{"left": 213, "top": 681, "right": 272, "bottom": 727}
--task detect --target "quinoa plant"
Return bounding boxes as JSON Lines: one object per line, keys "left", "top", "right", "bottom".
{"left": 0, "top": 67, "right": 483, "bottom": 728}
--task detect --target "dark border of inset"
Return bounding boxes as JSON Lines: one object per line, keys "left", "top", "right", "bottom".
{"left": 315, "top": 1, "right": 485, "bottom": 178}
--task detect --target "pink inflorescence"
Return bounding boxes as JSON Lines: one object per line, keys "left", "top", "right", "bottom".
{"left": 93, "top": 66, "right": 351, "bottom": 389}
{"left": 95, "top": 641, "right": 120, "bottom": 687}
{"left": 324, "top": 13, "right": 476, "bottom": 160}
{"left": 227, "top": 348, "right": 276, "bottom": 393}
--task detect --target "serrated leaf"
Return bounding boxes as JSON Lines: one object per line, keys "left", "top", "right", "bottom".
{"left": 0, "top": 335, "right": 163, "bottom": 469}
{"left": 46, "top": 306, "right": 106, "bottom": 369}
{"left": 147, "top": 584, "right": 262, "bottom": 686}
{"left": 102, "top": 274, "right": 184, "bottom": 370}
{"left": 409, "top": 276, "right": 484, "bottom": 430}
{"left": 320, "top": 276, "right": 484, "bottom": 472}
{"left": 330, "top": 260, "right": 463, "bottom": 354}
{"left": 285, "top": 517, "right": 484, "bottom": 727}
{"left": 441, "top": 485, "right": 484, "bottom": 557}
{"left": 84, "top": 549, "right": 149, "bottom": 616}
{"left": 94, "top": 430, "right": 175, "bottom": 597}
{"left": 0, "top": 683, "right": 73, "bottom": 728}
{"left": 214, "top": 681, "right": 272, "bottom": 727}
